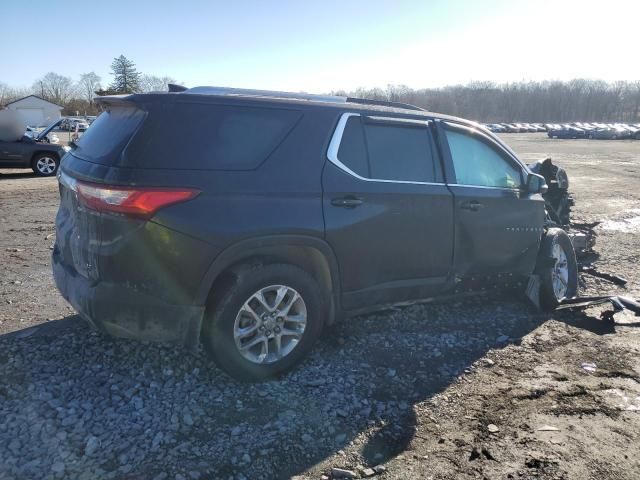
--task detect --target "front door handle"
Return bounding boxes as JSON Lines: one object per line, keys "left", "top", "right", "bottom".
{"left": 460, "top": 200, "right": 484, "bottom": 211}
{"left": 331, "top": 196, "right": 363, "bottom": 208}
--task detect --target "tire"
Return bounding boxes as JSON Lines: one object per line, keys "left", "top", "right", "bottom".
{"left": 536, "top": 228, "right": 578, "bottom": 311}
{"left": 31, "top": 153, "right": 59, "bottom": 177}
{"left": 202, "top": 263, "right": 326, "bottom": 381}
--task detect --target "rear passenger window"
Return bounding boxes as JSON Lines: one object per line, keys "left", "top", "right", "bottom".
{"left": 364, "top": 122, "right": 435, "bottom": 182}
{"left": 335, "top": 115, "right": 438, "bottom": 183}
{"left": 126, "top": 103, "right": 301, "bottom": 170}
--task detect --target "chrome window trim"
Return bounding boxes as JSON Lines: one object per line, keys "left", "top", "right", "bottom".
{"left": 447, "top": 183, "right": 521, "bottom": 192}
{"left": 327, "top": 112, "right": 446, "bottom": 187}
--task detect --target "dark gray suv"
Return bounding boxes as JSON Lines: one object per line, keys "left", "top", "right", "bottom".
{"left": 53, "top": 86, "right": 578, "bottom": 380}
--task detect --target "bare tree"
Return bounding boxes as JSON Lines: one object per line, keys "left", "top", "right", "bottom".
{"left": 337, "top": 79, "right": 640, "bottom": 123}
{"left": 32, "top": 72, "right": 75, "bottom": 106}
{"left": 0, "top": 85, "right": 31, "bottom": 105}
{"left": 78, "top": 72, "right": 102, "bottom": 105}
{"left": 6, "top": 74, "right": 640, "bottom": 122}
{"left": 0, "top": 82, "right": 10, "bottom": 105}
{"left": 140, "top": 75, "right": 178, "bottom": 93}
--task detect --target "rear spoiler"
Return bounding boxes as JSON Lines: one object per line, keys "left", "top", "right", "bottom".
{"left": 94, "top": 94, "right": 142, "bottom": 110}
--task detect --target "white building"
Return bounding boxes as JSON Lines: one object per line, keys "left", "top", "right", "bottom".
{"left": 4, "top": 95, "right": 63, "bottom": 127}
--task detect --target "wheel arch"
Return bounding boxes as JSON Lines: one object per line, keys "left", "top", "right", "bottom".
{"left": 196, "top": 235, "right": 342, "bottom": 325}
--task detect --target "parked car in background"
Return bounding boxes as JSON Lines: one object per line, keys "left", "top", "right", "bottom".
{"left": 547, "top": 125, "right": 585, "bottom": 139}
{"left": 60, "top": 118, "right": 90, "bottom": 131}
{"left": 588, "top": 128, "right": 615, "bottom": 139}
{"left": 587, "top": 127, "right": 628, "bottom": 139}
{"left": 70, "top": 119, "right": 89, "bottom": 131}
{"left": 0, "top": 118, "right": 69, "bottom": 176}
{"left": 619, "top": 124, "right": 638, "bottom": 137}
{"left": 501, "top": 123, "right": 520, "bottom": 132}
{"left": 484, "top": 123, "right": 506, "bottom": 133}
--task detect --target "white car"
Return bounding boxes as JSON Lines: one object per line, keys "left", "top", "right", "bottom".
{"left": 69, "top": 119, "right": 90, "bottom": 131}
{"left": 61, "top": 118, "right": 90, "bottom": 131}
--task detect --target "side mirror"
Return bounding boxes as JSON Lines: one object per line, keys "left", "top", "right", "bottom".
{"left": 526, "top": 172, "right": 548, "bottom": 194}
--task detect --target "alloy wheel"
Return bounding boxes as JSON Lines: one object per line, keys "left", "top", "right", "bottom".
{"left": 36, "top": 157, "right": 57, "bottom": 175}
{"left": 551, "top": 241, "right": 569, "bottom": 299}
{"left": 233, "top": 285, "right": 307, "bottom": 364}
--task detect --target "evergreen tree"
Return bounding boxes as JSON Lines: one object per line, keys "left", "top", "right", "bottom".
{"left": 109, "top": 55, "right": 141, "bottom": 94}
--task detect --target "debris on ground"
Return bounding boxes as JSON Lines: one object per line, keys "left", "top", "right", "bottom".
{"left": 537, "top": 425, "right": 561, "bottom": 432}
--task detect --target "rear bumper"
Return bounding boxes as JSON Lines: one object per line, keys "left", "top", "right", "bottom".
{"left": 52, "top": 249, "right": 204, "bottom": 349}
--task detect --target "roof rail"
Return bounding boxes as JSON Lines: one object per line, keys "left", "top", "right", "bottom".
{"left": 346, "top": 97, "right": 425, "bottom": 111}
{"left": 184, "top": 86, "right": 347, "bottom": 104}
{"left": 173, "top": 86, "right": 425, "bottom": 111}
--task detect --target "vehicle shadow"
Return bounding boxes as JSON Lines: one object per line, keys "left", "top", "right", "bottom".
{"left": 0, "top": 171, "right": 39, "bottom": 180}
{"left": 0, "top": 295, "right": 552, "bottom": 479}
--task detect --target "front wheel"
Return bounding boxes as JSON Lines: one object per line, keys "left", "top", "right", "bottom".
{"left": 31, "top": 153, "right": 59, "bottom": 177}
{"left": 202, "top": 263, "right": 326, "bottom": 381}
{"left": 536, "top": 228, "right": 578, "bottom": 310}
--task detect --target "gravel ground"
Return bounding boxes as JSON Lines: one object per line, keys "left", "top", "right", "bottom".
{"left": 1, "top": 133, "right": 639, "bottom": 479}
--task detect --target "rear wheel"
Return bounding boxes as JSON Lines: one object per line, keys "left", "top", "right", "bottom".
{"left": 31, "top": 153, "right": 59, "bottom": 177}
{"left": 537, "top": 228, "right": 578, "bottom": 310}
{"left": 202, "top": 263, "right": 326, "bottom": 381}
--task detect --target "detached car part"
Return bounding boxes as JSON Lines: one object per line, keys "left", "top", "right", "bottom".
{"left": 558, "top": 295, "right": 640, "bottom": 323}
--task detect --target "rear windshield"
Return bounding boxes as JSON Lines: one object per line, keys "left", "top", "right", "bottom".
{"left": 124, "top": 102, "right": 302, "bottom": 170}
{"left": 73, "top": 107, "right": 145, "bottom": 164}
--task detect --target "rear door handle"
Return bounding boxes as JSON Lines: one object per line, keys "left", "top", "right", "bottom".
{"left": 331, "top": 196, "right": 363, "bottom": 208}
{"left": 460, "top": 200, "right": 484, "bottom": 211}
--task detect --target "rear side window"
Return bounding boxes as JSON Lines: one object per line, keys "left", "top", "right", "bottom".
{"left": 125, "top": 103, "right": 301, "bottom": 170}
{"left": 444, "top": 129, "right": 522, "bottom": 188}
{"left": 73, "top": 107, "right": 145, "bottom": 165}
{"left": 336, "top": 115, "right": 438, "bottom": 183}
{"left": 365, "top": 122, "right": 435, "bottom": 182}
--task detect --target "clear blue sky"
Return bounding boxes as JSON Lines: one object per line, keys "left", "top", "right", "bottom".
{"left": 2, "top": 0, "right": 638, "bottom": 93}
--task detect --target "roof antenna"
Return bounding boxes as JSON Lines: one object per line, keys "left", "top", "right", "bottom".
{"left": 168, "top": 84, "right": 187, "bottom": 93}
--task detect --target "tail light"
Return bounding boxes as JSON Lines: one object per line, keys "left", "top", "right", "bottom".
{"left": 76, "top": 182, "right": 199, "bottom": 219}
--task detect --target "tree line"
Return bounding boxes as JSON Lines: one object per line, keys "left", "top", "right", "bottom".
{"left": 0, "top": 55, "right": 177, "bottom": 116}
{"left": 3, "top": 56, "right": 640, "bottom": 122}
{"left": 334, "top": 79, "right": 640, "bottom": 123}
